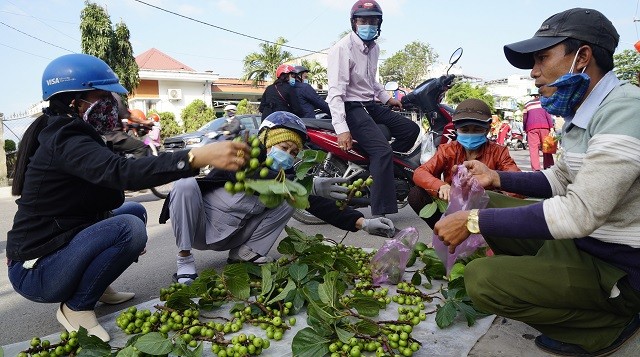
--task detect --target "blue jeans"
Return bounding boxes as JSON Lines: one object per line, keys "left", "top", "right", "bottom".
{"left": 8, "top": 202, "right": 147, "bottom": 311}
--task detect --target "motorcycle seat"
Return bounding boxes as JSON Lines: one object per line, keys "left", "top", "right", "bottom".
{"left": 301, "top": 118, "right": 334, "bottom": 131}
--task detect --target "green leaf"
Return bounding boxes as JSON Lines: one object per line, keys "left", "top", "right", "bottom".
{"left": 115, "top": 346, "right": 137, "bottom": 357}
{"left": 287, "top": 193, "right": 310, "bottom": 209}
{"left": 455, "top": 301, "right": 479, "bottom": 327}
{"left": 223, "top": 263, "right": 250, "bottom": 300}
{"left": 349, "top": 296, "right": 381, "bottom": 317}
{"left": 435, "top": 301, "right": 458, "bottom": 328}
{"left": 261, "top": 265, "right": 273, "bottom": 296}
{"left": 258, "top": 193, "right": 284, "bottom": 208}
{"left": 134, "top": 332, "right": 174, "bottom": 355}
{"left": 292, "top": 288, "right": 306, "bottom": 313}
{"left": 411, "top": 271, "right": 422, "bottom": 286}
{"left": 76, "top": 326, "right": 111, "bottom": 352}
{"left": 289, "top": 262, "right": 309, "bottom": 282}
{"left": 171, "top": 338, "right": 189, "bottom": 356}
{"left": 277, "top": 237, "right": 296, "bottom": 255}
{"left": 334, "top": 255, "right": 359, "bottom": 273}
{"left": 76, "top": 347, "right": 111, "bottom": 357}
{"left": 267, "top": 278, "right": 296, "bottom": 305}
{"left": 435, "top": 198, "right": 449, "bottom": 212}
{"left": 166, "top": 289, "right": 197, "bottom": 310}
{"left": 354, "top": 320, "right": 380, "bottom": 335}
{"left": 318, "top": 271, "right": 339, "bottom": 306}
{"left": 419, "top": 202, "right": 438, "bottom": 218}
{"left": 292, "top": 327, "right": 331, "bottom": 357}
{"left": 335, "top": 326, "right": 355, "bottom": 344}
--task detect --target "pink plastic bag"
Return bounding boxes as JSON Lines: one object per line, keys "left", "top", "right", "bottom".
{"left": 433, "top": 165, "right": 490, "bottom": 273}
{"left": 370, "top": 227, "right": 419, "bottom": 284}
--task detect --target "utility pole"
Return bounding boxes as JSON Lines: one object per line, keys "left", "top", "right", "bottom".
{"left": 0, "top": 112, "right": 7, "bottom": 187}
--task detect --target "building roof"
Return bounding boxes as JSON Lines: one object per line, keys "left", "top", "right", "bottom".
{"left": 135, "top": 48, "right": 195, "bottom": 71}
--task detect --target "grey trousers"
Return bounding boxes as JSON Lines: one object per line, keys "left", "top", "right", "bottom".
{"left": 169, "top": 178, "right": 294, "bottom": 255}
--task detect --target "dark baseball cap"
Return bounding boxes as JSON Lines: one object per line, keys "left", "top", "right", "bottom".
{"left": 504, "top": 8, "right": 619, "bottom": 69}
{"left": 452, "top": 99, "right": 492, "bottom": 129}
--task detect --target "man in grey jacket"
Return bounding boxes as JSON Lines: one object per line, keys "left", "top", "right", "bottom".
{"left": 434, "top": 8, "right": 640, "bottom": 356}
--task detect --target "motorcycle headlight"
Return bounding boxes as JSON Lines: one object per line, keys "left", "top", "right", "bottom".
{"left": 184, "top": 137, "right": 202, "bottom": 146}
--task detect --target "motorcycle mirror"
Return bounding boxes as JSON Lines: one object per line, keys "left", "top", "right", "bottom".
{"left": 384, "top": 81, "right": 399, "bottom": 91}
{"left": 446, "top": 47, "right": 463, "bottom": 75}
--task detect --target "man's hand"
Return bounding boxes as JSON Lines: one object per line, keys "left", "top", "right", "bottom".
{"left": 312, "top": 177, "right": 349, "bottom": 200}
{"left": 456, "top": 160, "right": 501, "bottom": 189}
{"left": 361, "top": 217, "right": 396, "bottom": 237}
{"left": 337, "top": 132, "right": 353, "bottom": 151}
{"left": 191, "top": 141, "right": 251, "bottom": 171}
{"left": 433, "top": 210, "right": 472, "bottom": 253}
{"left": 386, "top": 98, "right": 403, "bottom": 110}
{"left": 438, "top": 184, "right": 451, "bottom": 201}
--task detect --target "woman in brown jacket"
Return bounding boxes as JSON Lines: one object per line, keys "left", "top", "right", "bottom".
{"left": 408, "top": 98, "right": 521, "bottom": 228}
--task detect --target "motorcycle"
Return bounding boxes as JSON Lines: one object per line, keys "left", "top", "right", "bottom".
{"left": 505, "top": 130, "right": 528, "bottom": 150}
{"left": 291, "top": 48, "right": 463, "bottom": 224}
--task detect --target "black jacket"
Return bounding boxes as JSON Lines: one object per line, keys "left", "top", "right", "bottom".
{"left": 295, "top": 83, "right": 331, "bottom": 118}
{"left": 259, "top": 82, "right": 304, "bottom": 119}
{"left": 7, "top": 115, "right": 197, "bottom": 261}
{"left": 159, "top": 166, "right": 363, "bottom": 232}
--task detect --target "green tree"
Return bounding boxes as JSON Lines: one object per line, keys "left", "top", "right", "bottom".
{"left": 242, "top": 37, "right": 293, "bottom": 86}
{"left": 80, "top": 1, "right": 140, "bottom": 93}
{"left": 236, "top": 99, "right": 260, "bottom": 115}
{"left": 446, "top": 82, "right": 495, "bottom": 112}
{"left": 181, "top": 100, "right": 215, "bottom": 132}
{"left": 613, "top": 49, "right": 640, "bottom": 85}
{"left": 4, "top": 139, "right": 16, "bottom": 152}
{"left": 379, "top": 41, "right": 438, "bottom": 89}
{"left": 300, "top": 59, "right": 328, "bottom": 89}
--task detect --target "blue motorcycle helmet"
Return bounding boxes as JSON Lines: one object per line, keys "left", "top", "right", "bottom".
{"left": 258, "top": 111, "right": 308, "bottom": 142}
{"left": 41, "top": 53, "right": 127, "bottom": 101}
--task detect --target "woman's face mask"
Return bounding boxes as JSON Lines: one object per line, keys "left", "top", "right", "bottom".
{"left": 82, "top": 96, "right": 120, "bottom": 135}
{"left": 289, "top": 77, "right": 296, "bottom": 87}
{"left": 456, "top": 132, "right": 487, "bottom": 150}
{"left": 539, "top": 49, "right": 590, "bottom": 117}
{"left": 267, "top": 146, "right": 294, "bottom": 170}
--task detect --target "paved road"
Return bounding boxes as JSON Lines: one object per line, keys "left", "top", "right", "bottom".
{"left": 4, "top": 148, "right": 628, "bottom": 356}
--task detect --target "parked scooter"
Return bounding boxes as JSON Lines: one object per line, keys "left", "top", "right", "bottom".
{"left": 291, "top": 48, "right": 463, "bottom": 224}
{"left": 505, "top": 130, "right": 528, "bottom": 150}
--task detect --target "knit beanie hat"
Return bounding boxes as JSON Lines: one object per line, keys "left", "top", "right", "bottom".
{"left": 258, "top": 127, "right": 303, "bottom": 150}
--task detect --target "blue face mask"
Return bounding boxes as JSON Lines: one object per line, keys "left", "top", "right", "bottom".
{"left": 267, "top": 146, "right": 294, "bottom": 170}
{"left": 356, "top": 25, "right": 378, "bottom": 41}
{"left": 540, "top": 50, "right": 590, "bottom": 117}
{"left": 289, "top": 78, "right": 296, "bottom": 87}
{"left": 456, "top": 132, "right": 487, "bottom": 150}
{"left": 303, "top": 79, "right": 309, "bottom": 84}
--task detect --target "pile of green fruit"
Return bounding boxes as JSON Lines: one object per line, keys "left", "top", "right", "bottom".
{"left": 335, "top": 176, "right": 374, "bottom": 209}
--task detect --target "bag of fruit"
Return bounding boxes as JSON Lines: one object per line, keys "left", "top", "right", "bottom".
{"left": 542, "top": 132, "right": 558, "bottom": 154}
{"left": 370, "top": 227, "right": 419, "bottom": 284}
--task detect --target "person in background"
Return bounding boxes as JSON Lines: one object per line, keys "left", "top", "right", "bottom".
{"left": 6, "top": 53, "right": 250, "bottom": 342}
{"left": 523, "top": 89, "right": 555, "bottom": 170}
{"left": 147, "top": 112, "right": 162, "bottom": 148}
{"left": 407, "top": 98, "right": 521, "bottom": 229}
{"left": 326, "top": 0, "right": 420, "bottom": 219}
{"left": 293, "top": 65, "right": 331, "bottom": 118}
{"left": 496, "top": 118, "right": 511, "bottom": 146}
{"left": 434, "top": 8, "right": 640, "bottom": 355}
{"left": 259, "top": 64, "right": 303, "bottom": 119}
{"left": 219, "top": 104, "right": 242, "bottom": 136}
{"left": 161, "top": 111, "right": 395, "bottom": 284}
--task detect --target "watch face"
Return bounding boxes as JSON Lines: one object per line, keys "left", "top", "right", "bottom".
{"left": 467, "top": 220, "right": 480, "bottom": 234}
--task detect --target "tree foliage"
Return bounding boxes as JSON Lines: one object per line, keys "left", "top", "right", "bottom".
{"left": 242, "top": 37, "right": 293, "bottom": 86}
{"left": 446, "top": 82, "right": 495, "bottom": 112}
{"left": 79, "top": 1, "right": 139, "bottom": 93}
{"left": 4, "top": 139, "right": 16, "bottom": 152}
{"left": 300, "top": 59, "right": 328, "bottom": 89}
{"left": 181, "top": 100, "right": 216, "bottom": 132}
{"left": 236, "top": 98, "right": 260, "bottom": 115}
{"left": 379, "top": 41, "right": 438, "bottom": 89}
{"left": 613, "top": 49, "right": 640, "bottom": 86}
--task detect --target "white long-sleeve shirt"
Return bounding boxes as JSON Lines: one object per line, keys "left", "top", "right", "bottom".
{"left": 326, "top": 32, "right": 391, "bottom": 134}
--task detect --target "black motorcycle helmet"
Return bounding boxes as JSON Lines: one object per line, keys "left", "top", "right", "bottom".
{"left": 350, "top": 0, "right": 383, "bottom": 41}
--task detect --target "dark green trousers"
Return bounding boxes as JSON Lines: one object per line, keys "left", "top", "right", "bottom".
{"left": 465, "top": 192, "right": 640, "bottom": 352}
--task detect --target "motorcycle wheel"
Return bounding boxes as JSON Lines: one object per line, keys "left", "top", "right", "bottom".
{"left": 291, "top": 156, "right": 348, "bottom": 225}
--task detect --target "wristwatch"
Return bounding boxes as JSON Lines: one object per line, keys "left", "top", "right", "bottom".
{"left": 466, "top": 209, "right": 480, "bottom": 234}
{"left": 187, "top": 150, "right": 195, "bottom": 168}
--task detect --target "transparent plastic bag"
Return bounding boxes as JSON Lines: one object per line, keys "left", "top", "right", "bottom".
{"left": 432, "top": 165, "right": 490, "bottom": 273}
{"left": 420, "top": 131, "right": 437, "bottom": 164}
{"left": 370, "top": 227, "right": 420, "bottom": 284}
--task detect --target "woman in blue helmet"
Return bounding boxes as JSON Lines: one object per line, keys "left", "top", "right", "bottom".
{"left": 161, "top": 111, "right": 395, "bottom": 284}
{"left": 6, "top": 53, "right": 250, "bottom": 341}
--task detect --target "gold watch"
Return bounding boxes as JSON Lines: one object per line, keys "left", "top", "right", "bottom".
{"left": 187, "top": 150, "right": 196, "bottom": 168}
{"left": 466, "top": 209, "right": 480, "bottom": 234}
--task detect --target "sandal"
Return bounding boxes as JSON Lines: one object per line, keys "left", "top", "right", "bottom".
{"left": 172, "top": 273, "right": 198, "bottom": 285}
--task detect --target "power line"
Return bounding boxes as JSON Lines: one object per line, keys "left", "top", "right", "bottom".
{"left": 132, "top": 0, "right": 327, "bottom": 55}
{"left": 4, "top": 0, "right": 78, "bottom": 41}
{"left": 0, "top": 42, "right": 52, "bottom": 60}
{"left": 0, "top": 22, "right": 75, "bottom": 53}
